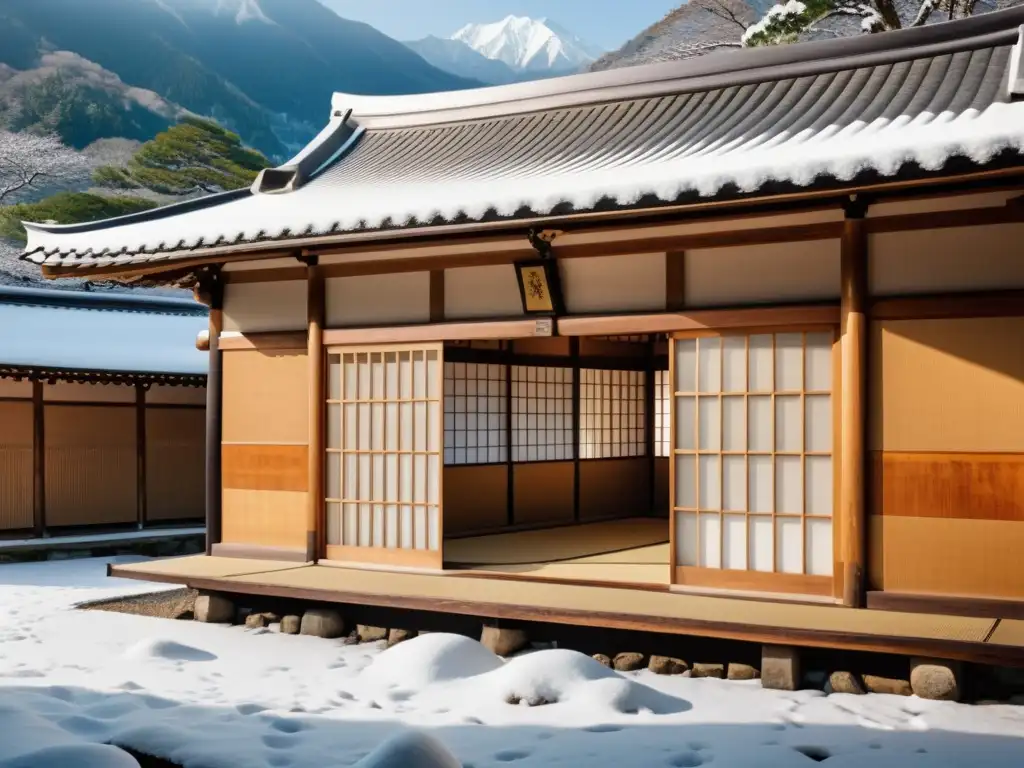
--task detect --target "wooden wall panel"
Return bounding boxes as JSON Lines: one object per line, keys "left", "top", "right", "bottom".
{"left": 560, "top": 253, "right": 667, "bottom": 313}
{"left": 870, "top": 223, "right": 1024, "bottom": 296}
{"left": 44, "top": 382, "right": 135, "bottom": 403}
{"left": 222, "top": 444, "right": 308, "bottom": 492}
{"left": 146, "top": 407, "right": 204, "bottom": 521}
{"left": 445, "top": 265, "right": 524, "bottom": 319}
{"left": 654, "top": 457, "right": 669, "bottom": 518}
{"left": 0, "top": 379, "right": 31, "bottom": 398}
{"left": 512, "top": 337, "right": 571, "bottom": 356}
{"left": 579, "top": 458, "right": 650, "bottom": 520}
{"left": 871, "top": 317, "right": 1024, "bottom": 452}
{"left": 222, "top": 349, "right": 308, "bottom": 445}
{"left": 44, "top": 405, "right": 136, "bottom": 527}
{"left": 147, "top": 385, "right": 207, "bottom": 406}
{"left": 0, "top": 401, "right": 33, "bottom": 530}
{"left": 874, "top": 452, "right": 1024, "bottom": 522}
{"left": 222, "top": 280, "right": 307, "bottom": 332}
{"left": 513, "top": 461, "right": 574, "bottom": 526}
{"left": 685, "top": 239, "right": 840, "bottom": 307}
{"left": 325, "top": 272, "right": 430, "bottom": 326}
{"left": 221, "top": 488, "right": 307, "bottom": 549}
{"left": 869, "top": 515, "right": 1024, "bottom": 599}
{"left": 443, "top": 465, "right": 508, "bottom": 534}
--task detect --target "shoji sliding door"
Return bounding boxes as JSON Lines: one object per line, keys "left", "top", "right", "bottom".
{"left": 669, "top": 329, "right": 838, "bottom": 596}
{"left": 325, "top": 344, "right": 443, "bottom": 568}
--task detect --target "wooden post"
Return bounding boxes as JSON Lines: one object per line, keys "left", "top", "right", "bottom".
{"left": 429, "top": 270, "right": 445, "bottom": 323}
{"left": 666, "top": 251, "right": 686, "bottom": 311}
{"left": 840, "top": 201, "right": 868, "bottom": 608}
{"left": 135, "top": 383, "right": 147, "bottom": 530}
{"left": 307, "top": 258, "right": 325, "bottom": 563}
{"left": 571, "top": 336, "right": 581, "bottom": 522}
{"left": 32, "top": 380, "right": 45, "bottom": 538}
{"left": 196, "top": 269, "right": 224, "bottom": 556}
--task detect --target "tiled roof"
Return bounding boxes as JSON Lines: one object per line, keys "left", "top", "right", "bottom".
{"left": 0, "top": 287, "right": 208, "bottom": 377}
{"left": 21, "top": 7, "right": 1024, "bottom": 275}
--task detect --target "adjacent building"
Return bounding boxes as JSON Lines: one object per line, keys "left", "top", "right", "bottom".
{"left": 0, "top": 287, "right": 207, "bottom": 542}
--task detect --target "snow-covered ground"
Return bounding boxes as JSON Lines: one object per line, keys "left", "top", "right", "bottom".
{"left": 1, "top": 556, "right": 1024, "bottom": 768}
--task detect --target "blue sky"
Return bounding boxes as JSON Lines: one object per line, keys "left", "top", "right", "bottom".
{"left": 319, "top": 0, "right": 682, "bottom": 51}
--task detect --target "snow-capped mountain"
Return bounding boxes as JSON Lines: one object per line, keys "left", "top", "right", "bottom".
{"left": 404, "top": 36, "right": 521, "bottom": 85}
{"left": 452, "top": 16, "right": 603, "bottom": 74}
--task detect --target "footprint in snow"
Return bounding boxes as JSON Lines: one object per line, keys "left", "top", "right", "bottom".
{"left": 494, "top": 748, "right": 533, "bottom": 762}
{"left": 267, "top": 755, "right": 293, "bottom": 768}
{"left": 269, "top": 718, "right": 308, "bottom": 734}
{"left": 584, "top": 724, "right": 623, "bottom": 733}
{"left": 688, "top": 741, "right": 710, "bottom": 751}
{"left": 261, "top": 733, "right": 299, "bottom": 750}
{"left": 236, "top": 703, "right": 267, "bottom": 716}
{"left": 667, "top": 751, "right": 705, "bottom": 767}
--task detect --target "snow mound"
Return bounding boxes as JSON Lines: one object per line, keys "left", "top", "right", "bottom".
{"left": 362, "top": 633, "right": 503, "bottom": 690}
{"left": 485, "top": 649, "right": 691, "bottom": 714}
{"left": 0, "top": 744, "right": 140, "bottom": 768}
{"left": 122, "top": 639, "right": 216, "bottom": 662}
{"left": 354, "top": 730, "right": 461, "bottom": 768}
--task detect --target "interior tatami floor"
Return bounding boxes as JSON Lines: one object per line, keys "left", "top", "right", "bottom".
{"left": 443, "top": 517, "right": 669, "bottom": 586}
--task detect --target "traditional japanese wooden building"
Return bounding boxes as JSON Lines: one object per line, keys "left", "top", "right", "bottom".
{"left": 0, "top": 286, "right": 207, "bottom": 545}
{"left": 21, "top": 9, "right": 1024, "bottom": 666}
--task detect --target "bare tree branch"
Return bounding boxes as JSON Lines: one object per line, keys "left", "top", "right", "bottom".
{"left": 694, "top": 0, "right": 752, "bottom": 32}
{"left": 0, "top": 132, "right": 89, "bottom": 204}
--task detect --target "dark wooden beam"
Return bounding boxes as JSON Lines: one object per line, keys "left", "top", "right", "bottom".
{"left": 871, "top": 289, "right": 1024, "bottom": 321}
{"left": 665, "top": 251, "right": 686, "bottom": 311}
{"left": 136, "top": 384, "right": 147, "bottom": 530}
{"left": 571, "top": 337, "right": 581, "bottom": 523}
{"left": 217, "top": 331, "right": 307, "bottom": 351}
{"left": 32, "top": 380, "right": 45, "bottom": 538}
{"left": 203, "top": 270, "right": 224, "bottom": 556}
{"left": 307, "top": 259, "right": 325, "bottom": 563}
{"left": 557, "top": 305, "right": 841, "bottom": 336}
{"left": 429, "top": 269, "right": 445, "bottom": 323}
{"left": 840, "top": 201, "right": 868, "bottom": 608}
{"left": 323, "top": 318, "right": 552, "bottom": 346}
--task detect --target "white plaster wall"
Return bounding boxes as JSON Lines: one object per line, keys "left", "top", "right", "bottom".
{"left": 222, "top": 280, "right": 307, "bottom": 332}
{"left": 444, "top": 264, "right": 523, "bottom": 319}
{"left": 326, "top": 272, "right": 430, "bottom": 326}
{"left": 560, "top": 252, "right": 666, "bottom": 313}
{"left": 685, "top": 240, "right": 840, "bottom": 307}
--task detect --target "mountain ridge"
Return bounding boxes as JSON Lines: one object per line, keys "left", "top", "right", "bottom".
{"left": 0, "top": 0, "right": 480, "bottom": 160}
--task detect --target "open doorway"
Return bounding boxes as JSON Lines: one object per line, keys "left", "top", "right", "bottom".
{"left": 441, "top": 335, "right": 671, "bottom": 586}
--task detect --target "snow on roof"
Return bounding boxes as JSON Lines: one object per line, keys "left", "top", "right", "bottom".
{"left": 20, "top": 7, "right": 1024, "bottom": 276}
{"left": 0, "top": 286, "right": 208, "bottom": 377}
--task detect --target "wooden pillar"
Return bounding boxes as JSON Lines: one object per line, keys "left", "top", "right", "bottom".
{"left": 665, "top": 251, "right": 686, "bottom": 311}
{"left": 32, "top": 380, "right": 45, "bottom": 538}
{"left": 196, "top": 270, "right": 224, "bottom": 556}
{"left": 135, "top": 383, "right": 147, "bottom": 530}
{"left": 839, "top": 202, "right": 868, "bottom": 608}
{"left": 429, "top": 270, "right": 445, "bottom": 323}
{"left": 645, "top": 339, "right": 656, "bottom": 515}
{"left": 571, "top": 336, "right": 581, "bottom": 522}
{"left": 307, "top": 259, "right": 325, "bottom": 563}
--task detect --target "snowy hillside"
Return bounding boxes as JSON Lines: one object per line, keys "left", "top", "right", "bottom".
{"left": 452, "top": 15, "right": 603, "bottom": 73}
